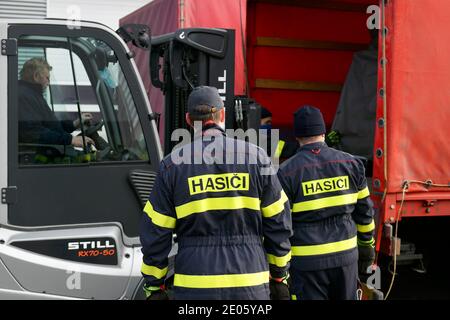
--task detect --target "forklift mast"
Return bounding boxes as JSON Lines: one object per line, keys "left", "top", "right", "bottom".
{"left": 149, "top": 28, "right": 260, "bottom": 154}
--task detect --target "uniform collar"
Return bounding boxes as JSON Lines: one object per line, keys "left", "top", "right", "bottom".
{"left": 202, "top": 123, "right": 226, "bottom": 137}
{"left": 298, "top": 141, "right": 327, "bottom": 152}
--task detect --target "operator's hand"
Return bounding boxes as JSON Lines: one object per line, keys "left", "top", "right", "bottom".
{"left": 358, "top": 244, "right": 376, "bottom": 275}
{"left": 71, "top": 135, "right": 95, "bottom": 148}
{"left": 73, "top": 113, "right": 93, "bottom": 129}
{"left": 269, "top": 273, "right": 291, "bottom": 300}
{"left": 326, "top": 130, "right": 341, "bottom": 147}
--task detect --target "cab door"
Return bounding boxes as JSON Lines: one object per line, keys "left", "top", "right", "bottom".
{"left": 0, "top": 22, "right": 161, "bottom": 299}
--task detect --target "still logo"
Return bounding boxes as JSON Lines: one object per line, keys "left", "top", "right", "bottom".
{"left": 68, "top": 240, "right": 115, "bottom": 250}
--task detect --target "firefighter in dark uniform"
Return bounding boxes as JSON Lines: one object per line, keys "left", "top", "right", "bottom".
{"left": 140, "top": 86, "right": 293, "bottom": 300}
{"left": 277, "top": 105, "right": 375, "bottom": 300}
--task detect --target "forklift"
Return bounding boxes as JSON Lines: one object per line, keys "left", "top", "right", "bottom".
{"left": 0, "top": 19, "right": 240, "bottom": 299}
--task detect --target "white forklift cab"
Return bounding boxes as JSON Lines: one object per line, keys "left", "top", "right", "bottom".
{"left": 0, "top": 19, "right": 166, "bottom": 299}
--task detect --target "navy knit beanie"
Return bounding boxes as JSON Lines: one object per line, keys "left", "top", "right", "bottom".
{"left": 294, "top": 105, "right": 326, "bottom": 138}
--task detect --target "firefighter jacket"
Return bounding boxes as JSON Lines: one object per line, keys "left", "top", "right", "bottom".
{"left": 140, "top": 124, "right": 293, "bottom": 299}
{"left": 278, "top": 141, "right": 375, "bottom": 271}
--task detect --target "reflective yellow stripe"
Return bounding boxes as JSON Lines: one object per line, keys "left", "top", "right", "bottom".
{"left": 175, "top": 197, "right": 260, "bottom": 219}
{"left": 174, "top": 271, "right": 269, "bottom": 288}
{"left": 357, "top": 220, "right": 375, "bottom": 233}
{"left": 267, "top": 251, "right": 291, "bottom": 268}
{"left": 292, "top": 193, "right": 358, "bottom": 213}
{"left": 261, "top": 191, "right": 288, "bottom": 218}
{"left": 358, "top": 237, "right": 375, "bottom": 246}
{"left": 274, "top": 140, "right": 286, "bottom": 158}
{"left": 141, "top": 263, "right": 168, "bottom": 279}
{"left": 144, "top": 201, "right": 176, "bottom": 229}
{"left": 292, "top": 236, "right": 357, "bottom": 256}
{"left": 291, "top": 295, "right": 298, "bottom": 300}
{"left": 358, "top": 187, "right": 370, "bottom": 199}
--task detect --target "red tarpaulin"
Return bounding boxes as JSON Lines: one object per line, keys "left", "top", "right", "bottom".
{"left": 120, "top": 0, "right": 179, "bottom": 145}
{"left": 374, "top": 0, "right": 450, "bottom": 193}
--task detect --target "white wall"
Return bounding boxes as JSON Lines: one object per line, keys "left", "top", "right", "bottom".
{"left": 47, "top": 0, "right": 151, "bottom": 30}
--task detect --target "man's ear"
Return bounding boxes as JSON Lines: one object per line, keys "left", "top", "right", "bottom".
{"left": 185, "top": 113, "right": 192, "bottom": 128}
{"left": 220, "top": 108, "right": 225, "bottom": 123}
{"left": 33, "top": 72, "right": 40, "bottom": 83}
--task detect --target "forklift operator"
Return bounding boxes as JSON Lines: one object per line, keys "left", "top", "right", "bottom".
{"left": 18, "top": 58, "right": 94, "bottom": 148}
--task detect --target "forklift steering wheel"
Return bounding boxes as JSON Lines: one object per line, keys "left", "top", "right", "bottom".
{"left": 84, "top": 119, "right": 104, "bottom": 136}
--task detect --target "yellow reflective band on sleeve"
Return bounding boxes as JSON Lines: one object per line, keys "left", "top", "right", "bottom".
{"left": 274, "top": 140, "right": 286, "bottom": 158}
{"left": 141, "top": 262, "right": 168, "bottom": 279}
{"left": 291, "top": 295, "right": 298, "bottom": 300}
{"left": 175, "top": 197, "right": 260, "bottom": 219}
{"left": 358, "top": 237, "right": 375, "bottom": 246}
{"left": 267, "top": 251, "right": 291, "bottom": 268}
{"left": 357, "top": 187, "right": 370, "bottom": 199}
{"left": 292, "top": 193, "right": 358, "bottom": 213}
{"left": 174, "top": 271, "right": 269, "bottom": 289}
{"left": 357, "top": 220, "right": 375, "bottom": 233}
{"left": 292, "top": 236, "right": 357, "bottom": 256}
{"left": 144, "top": 201, "right": 176, "bottom": 229}
{"left": 261, "top": 191, "right": 288, "bottom": 218}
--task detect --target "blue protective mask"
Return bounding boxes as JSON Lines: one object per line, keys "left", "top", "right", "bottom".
{"left": 99, "top": 68, "right": 117, "bottom": 89}
{"left": 260, "top": 124, "right": 272, "bottom": 135}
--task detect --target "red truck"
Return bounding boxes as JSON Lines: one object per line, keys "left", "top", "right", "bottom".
{"left": 122, "top": 0, "right": 450, "bottom": 298}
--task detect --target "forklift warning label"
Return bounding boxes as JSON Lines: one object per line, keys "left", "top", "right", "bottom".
{"left": 302, "top": 176, "right": 349, "bottom": 196}
{"left": 188, "top": 173, "right": 249, "bottom": 195}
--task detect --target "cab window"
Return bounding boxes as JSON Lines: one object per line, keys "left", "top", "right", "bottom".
{"left": 17, "top": 35, "right": 149, "bottom": 165}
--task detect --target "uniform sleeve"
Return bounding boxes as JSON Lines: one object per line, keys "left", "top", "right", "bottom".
{"left": 18, "top": 95, "right": 73, "bottom": 146}
{"left": 260, "top": 162, "right": 293, "bottom": 279}
{"left": 352, "top": 159, "right": 376, "bottom": 246}
{"left": 140, "top": 161, "right": 177, "bottom": 287}
{"left": 277, "top": 165, "right": 295, "bottom": 209}
{"left": 61, "top": 119, "right": 76, "bottom": 133}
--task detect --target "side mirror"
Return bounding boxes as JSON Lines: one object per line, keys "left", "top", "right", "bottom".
{"left": 116, "top": 24, "right": 151, "bottom": 51}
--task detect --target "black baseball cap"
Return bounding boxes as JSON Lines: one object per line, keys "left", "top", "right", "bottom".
{"left": 187, "top": 86, "right": 224, "bottom": 116}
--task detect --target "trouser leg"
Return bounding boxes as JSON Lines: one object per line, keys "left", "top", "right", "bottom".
{"left": 329, "top": 262, "right": 358, "bottom": 300}
{"left": 290, "top": 269, "right": 331, "bottom": 300}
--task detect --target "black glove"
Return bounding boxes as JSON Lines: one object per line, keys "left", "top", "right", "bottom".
{"left": 147, "top": 290, "right": 169, "bottom": 300}
{"left": 143, "top": 284, "right": 169, "bottom": 300}
{"left": 358, "top": 245, "right": 376, "bottom": 275}
{"left": 269, "top": 274, "right": 291, "bottom": 300}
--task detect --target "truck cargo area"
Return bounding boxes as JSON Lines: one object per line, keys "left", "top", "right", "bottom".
{"left": 245, "top": 0, "right": 377, "bottom": 139}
